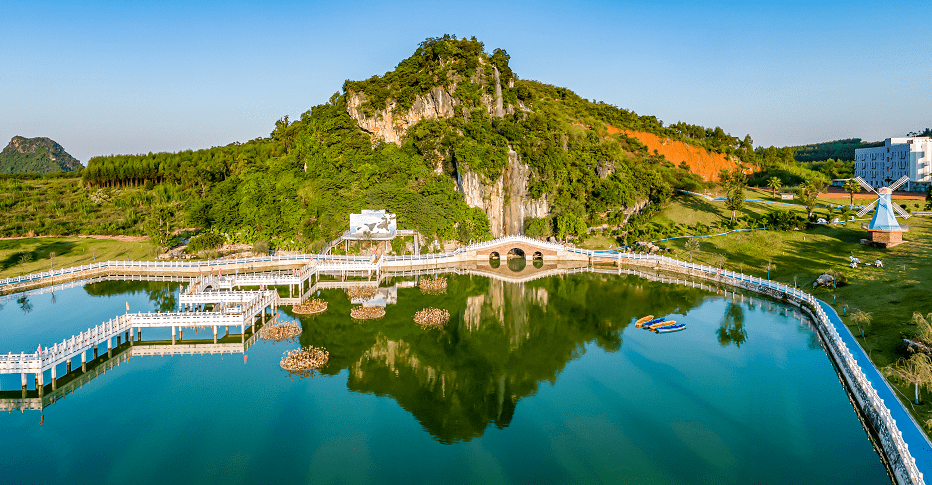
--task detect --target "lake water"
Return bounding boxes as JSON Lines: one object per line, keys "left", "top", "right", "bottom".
{"left": 0, "top": 272, "right": 889, "bottom": 484}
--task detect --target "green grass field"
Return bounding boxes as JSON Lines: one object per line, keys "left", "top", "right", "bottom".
{"left": 0, "top": 237, "right": 156, "bottom": 278}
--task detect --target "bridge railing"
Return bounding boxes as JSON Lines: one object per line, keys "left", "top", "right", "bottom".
{"left": 0, "top": 254, "right": 378, "bottom": 289}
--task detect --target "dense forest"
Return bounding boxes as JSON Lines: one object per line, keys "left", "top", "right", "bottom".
{"left": 790, "top": 138, "right": 883, "bottom": 163}
{"left": 65, "top": 36, "right": 795, "bottom": 252}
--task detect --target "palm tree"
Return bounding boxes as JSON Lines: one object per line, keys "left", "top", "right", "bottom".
{"left": 19, "top": 253, "right": 32, "bottom": 275}
{"left": 912, "top": 313, "right": 932, "bottom": 348}
{"left": 763, "top": 260, "right": 776, "bottom": 280}
{"left": 767, "top": 176, "right": 782, "bottom": 199}
{"left": 712, "top": 253, "right": 726, "bottom": 270}
{"left": 685, "top": 238, "right": 700, "bottom": 262}
{"left": 844, "top": 179, "right": 861, "bottom": 207}
{"left": 884, "top": 352, "right": 932, "bottom": 405}
{"left": 850, "top": 309, "right": 872, "bottom": 338}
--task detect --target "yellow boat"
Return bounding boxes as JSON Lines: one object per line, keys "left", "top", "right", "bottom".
{"left": 635, "top": 315, "right": 654, "bottom": 328}
{"left": 647, "top": 320, "right": 677, "bottom": 329}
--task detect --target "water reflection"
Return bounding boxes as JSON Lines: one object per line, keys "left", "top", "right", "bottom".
{"left": 297, "top": 272, "right": 711, "bottom": 443}
{"left": 2, "top": 269, "right": 812, "bottom": 445}
{"left": 506, "top": 256, "right": 526, "bottom": 272}
{"left": 84, "top": 280, "right": 177, "bottom": 312}
{"left": 717, "top": 302, "right": 747, "bottom": 347}
{"left": 17, "top": 296, "right": 33, "bottom": 314}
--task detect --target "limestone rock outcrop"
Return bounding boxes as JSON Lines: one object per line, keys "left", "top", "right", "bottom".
{"left": 346, "top": 86, "right": 460, "bottom": 145}
{"left": 458, "top": 149, "right": 549, "bottom": 238}
{"left": 346, "top": 64, "right": 546, "bottom": 237}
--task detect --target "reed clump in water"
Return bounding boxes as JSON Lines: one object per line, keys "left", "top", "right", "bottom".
{"left": 280, "top": 346, "right": 329, "bottom": 377}
{"left": 419, "top": 277, "right": 447, "bottom": 295}
{"left": 346, "top": 286, "right": 378, "bottom": 299}
{"left": 413, "top": 307, "right": 450, "bottom": 329}
{"left": 259, "top": 321, "right": 302, "bottom": 342}
{"left": 292, "top": 298, "right": 327, "bottom": 315}
{"left": 350, "top": 305, "right": 385, "bottom": 320}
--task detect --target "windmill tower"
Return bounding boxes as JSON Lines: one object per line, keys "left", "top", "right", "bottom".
{"left": 853, "top": 175, "right": 911, "bottom": 248}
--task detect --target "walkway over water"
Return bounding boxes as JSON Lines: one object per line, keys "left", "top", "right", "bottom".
{"left": 0, "top": 273, "right": 277, "bottom": 392}
{"left": 0, "top": 331, "right": 261, "bottom": 413}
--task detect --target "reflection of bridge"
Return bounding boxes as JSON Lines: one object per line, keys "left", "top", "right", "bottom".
{"left": 0, "top": 331, "right": 261, "bottom": 413}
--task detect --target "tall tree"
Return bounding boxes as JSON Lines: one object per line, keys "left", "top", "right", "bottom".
{"left": 767, "top": 176, "right": 782, "bottom": 199}
{"left": 719, "top": 167, "right": 747, "bottom": 223}
{"left": 884, "top": 352, "right": 932, "bottom": 405}
{"left": 795, "top": 178, "right": 827, "bottom": 219}
{"left": 843, "top": 179, "right": 861, "bottom": 207}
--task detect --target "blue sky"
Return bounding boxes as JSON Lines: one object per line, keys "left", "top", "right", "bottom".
{"left": 2, "top": 0, "right": 929, "bottom": 163}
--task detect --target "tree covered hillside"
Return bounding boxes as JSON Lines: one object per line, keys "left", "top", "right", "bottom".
{"left": 75, "top": 36, "right": 778, "bottom": 252}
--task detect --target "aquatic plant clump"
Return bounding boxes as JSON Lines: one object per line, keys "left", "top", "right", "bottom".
{"left": 280, "top": 346, "right": 329, "bottom": 377}
{"left": 292, "top": 298, "right": 328, "bottom": 315}
{"left": 260, "top": 321, "right": 302, "bottom": 342}
{"left": 414, "top": 307, "right": 450, "bottom": 329}
{"left": 351, "top": 305, "right": 385, "bottom": 320}
{"left": 419, "top": 277, "right": 447, "bottom": 295}
{"left": 346, "top": 286, "right": 378, "bottom": 299}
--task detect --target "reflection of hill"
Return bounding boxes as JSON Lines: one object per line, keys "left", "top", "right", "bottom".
{"left": 296, "top": 272, "right": 713, "bottom": 443}
{"left": 84, "top": 280, "right": 178, "bottom": 312}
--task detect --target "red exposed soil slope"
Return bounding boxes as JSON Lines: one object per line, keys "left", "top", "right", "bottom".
{"left": 607, "top": 126, "right": 744, "bottom": 182}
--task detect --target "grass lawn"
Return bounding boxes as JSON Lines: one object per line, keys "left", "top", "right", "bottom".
{"left": 0, "top": 237, "right": 157, "bottom": 278}
{"left": 578, "top": 234, "right": 617, "bottom": 250}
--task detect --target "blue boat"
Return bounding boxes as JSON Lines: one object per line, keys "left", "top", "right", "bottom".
{"left": 641, "top": 317, "right": 665, "bottom": 328}
{"left": 652, "top": 323, "right": 686, "bottom": 333}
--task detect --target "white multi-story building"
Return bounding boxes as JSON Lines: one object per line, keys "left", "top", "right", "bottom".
{"left": 854, "top": 137, "right": 932, "bottom": 191}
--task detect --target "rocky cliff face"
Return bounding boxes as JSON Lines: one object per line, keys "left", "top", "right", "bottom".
{"left": 0, "top": 136, "right": 82, "bottom": 174}
{"left": 502, "top": 149, "right": 548, "bottom": 236}
{"left": 347, "top": 66, "right": 548, "bottom": 237}
{"left": 346, "top": 86, "right": 460, "bottom": 146}
{"left": 457, "top": 149, "right": 549, "bottom": 238}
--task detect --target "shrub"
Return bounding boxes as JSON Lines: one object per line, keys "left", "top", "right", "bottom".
{"left": 253, "top": 240, "right": 270, "bottom": 256}
{"left": 187, "top": 231, "right": 225, "bottom": 254}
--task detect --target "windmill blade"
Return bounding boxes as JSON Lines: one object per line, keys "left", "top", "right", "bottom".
{"left": 856, "top": 200, "right": 877, "bottom": 218}
{"left": 888, "top": 175, "right": 910, "bottom": 192}
{"left": 854, "top": 177, "right": 877, "bottom": 194}
{"left": 892, "top": 202, "right": 912, "bottom": 219}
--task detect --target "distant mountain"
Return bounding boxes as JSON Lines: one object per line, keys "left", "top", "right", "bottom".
{"left": 0, "top": 136, "right": 82, "bottom": 174}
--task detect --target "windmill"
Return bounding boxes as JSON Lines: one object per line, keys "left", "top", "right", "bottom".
{"left": 853, "top": 175, "right": 911, "bottom": 248}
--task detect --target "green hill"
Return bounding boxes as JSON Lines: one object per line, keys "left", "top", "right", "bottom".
{"left": 69, "top": 36, "right": 779, "bottom": 251}
{"left": 790, "top": 138, "right": 883, "bottom": 163}
{"left": 0, "top": 136, "right": 83, "bottom": 174}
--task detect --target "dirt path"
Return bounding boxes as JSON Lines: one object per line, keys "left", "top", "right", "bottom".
{"left": 0, "top": 234, "right": 148, "bottom": 242}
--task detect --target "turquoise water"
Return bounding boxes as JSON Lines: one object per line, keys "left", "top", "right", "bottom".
{"left": 0, "top": 273, "right": 889, "bottom": 484}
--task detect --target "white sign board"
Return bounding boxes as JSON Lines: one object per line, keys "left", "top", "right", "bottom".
{"left": 780, "top": 193, "right": 794, "bottom": 200}
{"left": 349, "top": 209, "right": 396, "bottom": 236}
